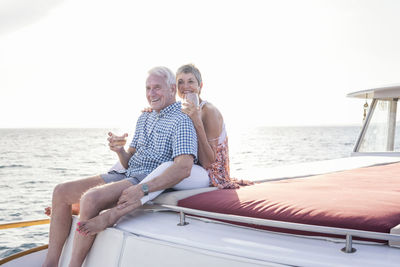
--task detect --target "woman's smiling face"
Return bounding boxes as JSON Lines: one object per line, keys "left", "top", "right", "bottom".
{"left": 176, "top": 72, "right": 202, "bottom": 99}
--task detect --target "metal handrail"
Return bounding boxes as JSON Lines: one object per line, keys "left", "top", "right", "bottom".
{"left": 161, "top": 204, "right": 400, "bottom": 253}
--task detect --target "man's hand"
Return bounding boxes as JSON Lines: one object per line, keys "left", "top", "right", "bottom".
{"left": 108, "top": 132, "right": 128, "bottom": 152}
{"left": 117, "top": 185, "right": 143, "bottom": 209}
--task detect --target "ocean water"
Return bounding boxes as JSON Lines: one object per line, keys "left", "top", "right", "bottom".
{"left": 0, "top": 126, "right": 360, "bottom": 259}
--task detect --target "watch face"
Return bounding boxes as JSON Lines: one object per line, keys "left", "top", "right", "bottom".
{"left": 141, "top": 184, "right": 149, "bottom": 195}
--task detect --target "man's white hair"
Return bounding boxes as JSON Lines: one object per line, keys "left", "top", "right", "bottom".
{"left": 148, "top": 66, "right": 176, "bottom": 88}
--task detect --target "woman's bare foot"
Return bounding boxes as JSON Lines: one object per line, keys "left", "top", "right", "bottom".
{"left": 44, "top": 203, "right": 80, "bottom": 217}
{"left": 44, "top": 207, "right": 51, "bottom": 217}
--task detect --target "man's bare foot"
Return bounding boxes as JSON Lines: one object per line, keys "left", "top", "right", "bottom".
{"left": 77, "top": 200, "right": 142, "bottom": 236}
{"left": 77, "top": 211, "right": 115, "bottom": 236}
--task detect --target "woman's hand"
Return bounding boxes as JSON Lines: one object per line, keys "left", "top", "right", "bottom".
{"left": 141, "top": 107, "right": 152, "bottom": 113}
{"left": 182, "top": 101, "right": 201, "bottom": 124}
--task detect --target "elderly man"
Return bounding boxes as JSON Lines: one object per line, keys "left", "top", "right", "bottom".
{"left": 43, "top": 66, "right": 210, "bottom": 267}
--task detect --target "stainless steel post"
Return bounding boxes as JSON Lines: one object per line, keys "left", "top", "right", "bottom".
{"left": 178, "top": 211, "right": 189, "bottom": 226}
{"left": 341, "top": 234, "right": 356, "bottom": 253}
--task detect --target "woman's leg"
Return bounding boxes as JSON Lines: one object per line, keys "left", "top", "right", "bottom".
{"left": 68, "top": 179, "right": 133, "bottom": 267}
{"left": 172, "top": 164, "right": 210, "bottom": 190}
{"left": 43, "top": 176, "right": 105, "bottom": 267}
{"left": 139, "top": 162, "right": 210, "bottom": 203}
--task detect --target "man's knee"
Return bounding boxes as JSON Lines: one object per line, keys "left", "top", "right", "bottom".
{"left": 52, "top": 176, "right": 104, "bottom": 204}
{"left": 79, "top": 188, "right": 103, "bottom": 214}
{"left": 52, "top": 182, "right": 73, "bottom": 203}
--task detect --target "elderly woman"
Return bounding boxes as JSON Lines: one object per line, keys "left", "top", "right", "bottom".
{"left": 176, "top": 64, "right": 252, "bottom": 189}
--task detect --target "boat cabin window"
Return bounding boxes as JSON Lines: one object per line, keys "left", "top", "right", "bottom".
{"left": 358, "top": 99, "right": 399, "bottom": 152}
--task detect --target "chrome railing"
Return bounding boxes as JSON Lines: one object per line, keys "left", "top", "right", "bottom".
{"left": 161, "top": 204, "right": 400, "bottom": 253}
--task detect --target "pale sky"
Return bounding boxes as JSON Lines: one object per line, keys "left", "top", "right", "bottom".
{"left": 1, "top": 0, "right": 399, "bottom": 129}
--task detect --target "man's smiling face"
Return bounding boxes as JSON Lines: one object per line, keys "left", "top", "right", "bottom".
{"left": 146, "top": 74, "right": 175, "bottom": 112}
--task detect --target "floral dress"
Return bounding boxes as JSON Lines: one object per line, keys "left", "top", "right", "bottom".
{"left": 200, "top": 101, "right": 253, "bottom": 189}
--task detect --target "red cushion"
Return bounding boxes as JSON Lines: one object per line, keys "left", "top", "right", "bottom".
{"left": 178, "top": 162, "right": 400, "bottom": 241}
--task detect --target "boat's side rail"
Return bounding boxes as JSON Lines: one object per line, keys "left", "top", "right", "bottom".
{"left": 0, "top": 219, "right": 50, "bottom": 230}
{"left": 0, "top": 219, "right": 50, "bottom": 265}
{"left": 161, "top": 204, "right": 400, "bottom": 253}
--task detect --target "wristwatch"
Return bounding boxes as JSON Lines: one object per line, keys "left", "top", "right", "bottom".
{"left": 141, "top": 184, "right": 149, "bottom": 196}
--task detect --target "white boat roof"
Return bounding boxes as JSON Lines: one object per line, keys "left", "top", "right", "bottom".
{"left": 347, "top": 84, "right": 400, "bottom": 99}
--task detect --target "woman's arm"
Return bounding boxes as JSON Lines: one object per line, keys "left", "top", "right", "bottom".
{"left": 197, "top": 104, "right": 223, "bottom": 168}
{"left": 182, "top": 103, "right": 222, "bottom": 169}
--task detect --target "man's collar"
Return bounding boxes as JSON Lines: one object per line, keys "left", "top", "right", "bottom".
{"left": 154, "top": 101, "right": 179, "bottom": 117}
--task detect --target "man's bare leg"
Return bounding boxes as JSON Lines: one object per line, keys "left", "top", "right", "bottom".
{"left": 77, "top": 197, "right": 141, "bottom": 235}
{"left": 42, "top": 176, "right": 105, "bottom": 267}
{"left": 68, "top": 180, "right": 133, "bottom": 267}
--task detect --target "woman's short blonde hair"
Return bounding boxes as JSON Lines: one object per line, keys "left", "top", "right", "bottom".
{"left": 176, "top": 64, "right": 202, "bottom": 86}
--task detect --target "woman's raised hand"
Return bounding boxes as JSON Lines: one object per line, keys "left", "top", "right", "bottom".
{"left": 141, "top": 107, "right": 152, "bottom": 113}
{"left": 182, "top": 94, "right": 201, "bottom": 123}
{"left": 182, "top": 101, "right": 198, "bottom": 117}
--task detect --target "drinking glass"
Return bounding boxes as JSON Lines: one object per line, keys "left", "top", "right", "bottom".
{"left": 183, "top": 92, "right": 199, "bottom": 107}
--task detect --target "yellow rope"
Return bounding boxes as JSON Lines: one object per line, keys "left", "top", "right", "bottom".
{"left": 0, "top": 219, "right": 50, "bottom": 230}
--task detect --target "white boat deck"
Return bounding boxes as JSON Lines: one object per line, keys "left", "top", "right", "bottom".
{"left": 115, "top": 209, "right": 400, "bottom": 267}
{"left": 49, "top": 206, "right": 400, "bottom": 267}
{"left": 233, "top": 155, "right": 400, "bottom": 182}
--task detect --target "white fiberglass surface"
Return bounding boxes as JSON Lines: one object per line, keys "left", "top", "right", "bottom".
{"left": 115, "top": 210, "right": 400, "bottom": 267}
{"left": 1, "top": 249, "right": 47, "bottom": 267}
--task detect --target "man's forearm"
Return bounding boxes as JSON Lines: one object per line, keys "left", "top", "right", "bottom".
{"left": 116, "top": 148, "right": 134, "bottom": 169}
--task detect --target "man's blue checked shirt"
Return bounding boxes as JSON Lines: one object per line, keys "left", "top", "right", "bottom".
{"left": 126, "top": 101, "right": 198, "bottom": 178}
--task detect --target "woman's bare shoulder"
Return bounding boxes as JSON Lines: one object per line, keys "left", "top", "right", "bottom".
{"left": 201, "top": 101, "right": 223, "bottom": 124}
{"left": 202, "top": 101, "right": 222, "bottom": 117}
